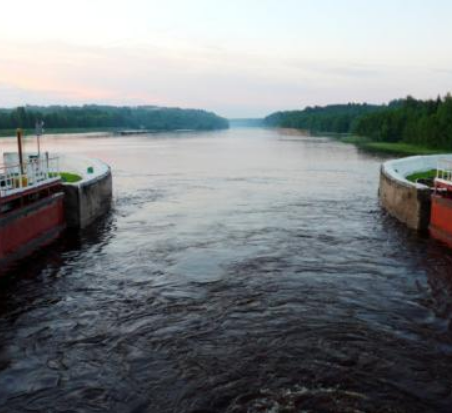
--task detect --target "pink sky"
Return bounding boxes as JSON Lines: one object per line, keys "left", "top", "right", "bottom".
{"left": 1, "top": 0, "right": 452, "bottom": 117}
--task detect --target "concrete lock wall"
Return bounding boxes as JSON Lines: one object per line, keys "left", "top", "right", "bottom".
{"left": 59, "top": 155, "right": 113, "bottom": 229}
{"left": 379, "top": 155, "right": 452, "bottom": 231}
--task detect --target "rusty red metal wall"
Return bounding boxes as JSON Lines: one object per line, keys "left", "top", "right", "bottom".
{"left": 0, "top": 193, "right": 65, "bottom": 267}
{"left": 430, "top": 195, "right": 452, "bottom": 248}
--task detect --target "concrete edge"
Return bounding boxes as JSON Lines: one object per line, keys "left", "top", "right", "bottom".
{"left": 378, "top": 155, "right": 452, "bottom": 231}
{"left": 60, "top": 156, "right": 113, "bottom": 229}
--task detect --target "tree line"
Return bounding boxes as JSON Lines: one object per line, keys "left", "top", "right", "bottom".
{"left": 353, "top": 96, "right": 452, "bottom": 149}
{"left": 265, "top": 95, "right": 452, "bottom": 149}
{"left": 264, "top": 103, "right": 383, "bottom": 133}
{"left": 0, "top": 105, "right": 229, "bottom": 132}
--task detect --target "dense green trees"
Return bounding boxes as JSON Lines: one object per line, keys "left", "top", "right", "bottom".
{"left": 264, "top": 96, "right": 452, "bottom": 150}
{"left": 264, "top": 103, "right": 382, "bottom": 133}
{"left": 354, "top": 95, "right": 452, "bottom": 149}
{"left": 0, "top": 105, "right": 229, "bottom": 132}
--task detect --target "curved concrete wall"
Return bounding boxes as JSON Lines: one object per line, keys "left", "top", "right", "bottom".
{"left": 59, "top": 155, "right": 113, "bottom": 229}
{"left": 380, "top": 155, "right": 452, "bottom": 231}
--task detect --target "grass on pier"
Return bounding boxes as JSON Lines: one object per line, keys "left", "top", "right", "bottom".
{"left": 60, "top": 172, "right": 82, "bottom": 183}
{"left": 50, "top": 172, "right": 82, "bottom": 183}
{"left": 406, "top": 169, "right": 437, "bottom": 183}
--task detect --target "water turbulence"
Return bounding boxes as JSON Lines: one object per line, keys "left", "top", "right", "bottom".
{"left": 1, "top": 128, "right": 452, "bottom": 412}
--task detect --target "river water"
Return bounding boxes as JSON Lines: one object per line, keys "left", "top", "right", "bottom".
{"left": 1, "top": 128, "right": 452, "bottom": 412}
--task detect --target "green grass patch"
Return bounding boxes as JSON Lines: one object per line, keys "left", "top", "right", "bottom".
{"left": 60, "top": 172, "right": 82, "bottom": 183}
{"left": 50, "top": 172, "right": 82, "bottom": 183}
{"left": 406, "top": 169, "right": 437, "bottom": 183}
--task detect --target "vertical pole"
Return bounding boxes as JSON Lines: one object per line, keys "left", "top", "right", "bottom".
{"left": 37, "top": 133, "right": 41, "bottom": 156}
{"left": 17, "top": 128, "right": 24, "bottom": 175}
{"left": 46, "top": 151, "right": 49, "bottom": 179}
{"left": 36, "top": 121, "right": 42, "bottom": 181}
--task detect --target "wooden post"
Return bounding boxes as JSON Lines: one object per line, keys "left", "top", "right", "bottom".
{"left": 17, "top": 128, "right": 24, "bottom": 175}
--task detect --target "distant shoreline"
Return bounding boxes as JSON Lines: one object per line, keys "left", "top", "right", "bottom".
{"left": 335, "top": 134, "right": 449, "bottom": 156}
{"left": 0, "top": 105, "right": 230, "bottom": 138}
{"left": 271, "top": 128, "right": 450, "bottom": 157}
{"left": 0, "top": 127, "right": 227, "bottom": 139}
{"left": 0, "top": 127, "right": 119, "bottom": 138}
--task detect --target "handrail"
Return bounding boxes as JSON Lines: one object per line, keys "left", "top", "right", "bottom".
{"left": 0, "top": 155, "right": 60, "bottom": 199}
{"left": 436, "top": 159, "right": 452, "bottom": 182}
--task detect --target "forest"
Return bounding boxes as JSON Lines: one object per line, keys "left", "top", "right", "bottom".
{"left": 265, "top": 95, "right": 452, "bottom": 150}
{"left": 353, "top": 95, "right": 452, "bottom": 149}
{"left": 0, "top": 105, "right": 229, "bottom": 132}
{"left": 264, "top": 103, "right": 383, "bottom": 133}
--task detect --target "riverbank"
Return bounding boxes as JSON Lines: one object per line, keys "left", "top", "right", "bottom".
{"left": 0, "top": 127, "right": 119, "bottom": 138}
{"left": 280, "top": 129, "right": 448, "bottom": 156}
{"left": 0, "top": 125, "right": 230, "bottom": 138}
{"left": 337, "top": 135, "right": 448, "bottom": 156}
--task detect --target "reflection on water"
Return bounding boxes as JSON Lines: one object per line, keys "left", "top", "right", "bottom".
{"left": 1, "top": 128, "right": 452, "bottom": 412}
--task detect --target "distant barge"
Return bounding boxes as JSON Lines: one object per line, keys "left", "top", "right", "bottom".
{"left": 117, "top": 129, "right": 195, "bottom": 136}
{"left": 118, "top": 130, "right": 155, "bottom": 136}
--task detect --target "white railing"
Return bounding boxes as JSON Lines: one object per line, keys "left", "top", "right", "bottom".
{"left": 0, "top": 155, "right": 60, "bottom": 198}
{"left": 437, "top": 159, "right": 452, "bottom": 182}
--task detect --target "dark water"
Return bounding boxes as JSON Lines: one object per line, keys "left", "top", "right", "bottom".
{"left": 1, "top": 128, "right": 452, "bottom": 413}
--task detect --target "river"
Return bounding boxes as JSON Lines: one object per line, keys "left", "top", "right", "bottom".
{"left": 1, "top": 127, "right": 452, "bottom": 412}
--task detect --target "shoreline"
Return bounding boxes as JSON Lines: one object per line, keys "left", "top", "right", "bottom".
{"left": 286, "top": 128, "right": 451, "bottom": 157}
{"left": 337, "top": 135, "right": 447, "bottom": 156}
{"left": 0, "top": 126, "right": 230, "bottom": 139}
{"left": 270, "top": 127, "right": 451, "bottom": 156}
{"left": 0, "top": 127, "right": 119, "bottom": 138}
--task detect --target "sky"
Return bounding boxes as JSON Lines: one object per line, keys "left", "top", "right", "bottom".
{"left": 1, "top": 0, "right": 452, "bottom": 117}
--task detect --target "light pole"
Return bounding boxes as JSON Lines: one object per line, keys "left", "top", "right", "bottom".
{"left": 35, "top": 120, "right": 44, "bottom": 156}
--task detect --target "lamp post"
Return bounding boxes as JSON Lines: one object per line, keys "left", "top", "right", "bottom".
{"left": 16, "top": 128, "right": 24, "bottom": 175}
{"left": 35, "top": 120, "right": 44, "bottom": 156}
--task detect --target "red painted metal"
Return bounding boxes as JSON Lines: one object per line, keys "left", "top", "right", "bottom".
{"left": 430, "top": 172, "right": 452, "bottom": 248}
{"left": 0, "top": 179, "right": 61, "bottom": 204}
{"left": 0, "top": 182, "right": 66, "bottom": 271}
{"left": 430, "top": 195, "right": 452, "bottom": 248}
{"left": 434, "top": 179, "right": 452, "bottom": 192}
